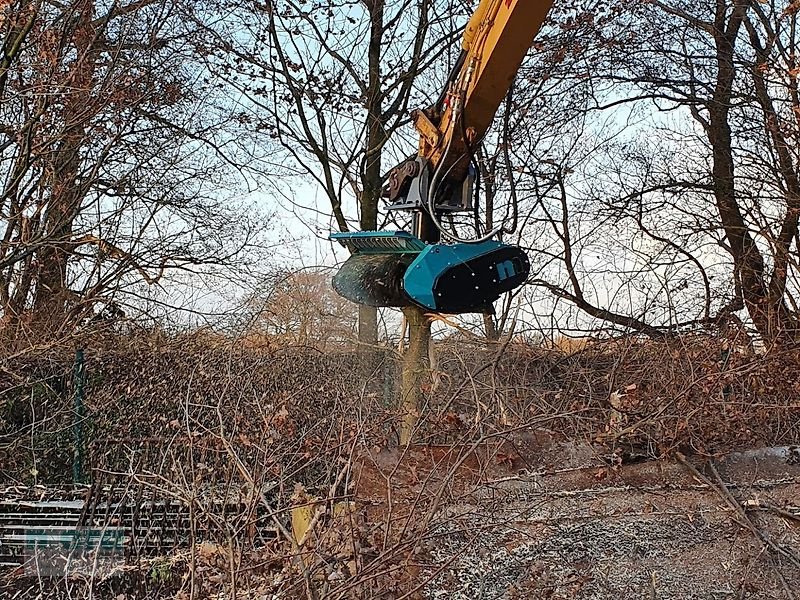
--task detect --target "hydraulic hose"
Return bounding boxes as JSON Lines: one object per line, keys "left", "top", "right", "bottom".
{"left": 426, "top": 96, "right": 502, "bottom": 244}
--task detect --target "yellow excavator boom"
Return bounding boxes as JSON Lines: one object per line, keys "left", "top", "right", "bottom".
{"left": 416, "top": 0, "right": 554, "bottom": 182}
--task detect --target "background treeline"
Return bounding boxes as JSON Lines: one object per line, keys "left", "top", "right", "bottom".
{"left": 5, "top": 0, "right": 800, "bottom": 348}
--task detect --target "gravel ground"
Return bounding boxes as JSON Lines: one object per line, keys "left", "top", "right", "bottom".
{"left": 418, "top": 447, "right": 800, "bottom": 599}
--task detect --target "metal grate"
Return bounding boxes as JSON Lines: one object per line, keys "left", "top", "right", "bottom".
{"left": 0, "top": 483, "right": 280, "bottom": 568}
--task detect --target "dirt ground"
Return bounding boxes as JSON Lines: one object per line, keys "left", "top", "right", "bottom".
{"left": 2, "top": 437, "right": 799, "bottom": 599}
{"left": 356, "top": 437, "right": 800, "bottom": 599}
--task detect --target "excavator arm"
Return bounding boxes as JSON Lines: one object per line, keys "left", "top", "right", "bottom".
{"left": 332, "top": 0, "right": 554, "bottom": 313}
{"left": 386, "top": 0, "right": 554, "bottom": 212}
{"left": 419, "top": 0, "right": 553, "bottom": 177}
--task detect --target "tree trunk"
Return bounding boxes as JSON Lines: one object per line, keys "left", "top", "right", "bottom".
{"left": 31, "top": 138, "right": 82, "bottom": 331}
{"left": 483, "top": 311, "right": 499, "bottom": 340}
{"left": 30, "top": 3, "right": 96, "bottom": 335}
{"left": 355, "top": 0, "right": 387, "bottom": 346}
{"left": 357, "top": 305, "right": 379, "bottom": 345}
{"left": 398, "top": 305, "right": 430, "bottom": 445}
{"left": 703, "top": 2, "right": 787, "bottom": 344}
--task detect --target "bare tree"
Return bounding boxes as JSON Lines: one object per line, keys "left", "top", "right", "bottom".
{"left": 243, "top": 269, "right": 358, "bottom": 350}
{"left": 0, "top": 0, "right": 269, "bottom": 340}
{"left": 196, "top": 0, "right": 469, "bottom": 344}
{"left": 569, "top": 0, "right": 800, "bottom": 344}
{"left": 453, "top": 0, "right": 800, "bottom": 347}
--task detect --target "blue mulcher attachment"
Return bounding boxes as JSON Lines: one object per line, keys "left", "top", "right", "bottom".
{"left": 331, "top": 231, "right": 529, "bottom": 313}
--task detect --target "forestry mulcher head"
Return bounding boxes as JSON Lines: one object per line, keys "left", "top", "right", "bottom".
{"left": 327, "top": 0, "right": 555, "bottom": 315}
{"left": 330, "top": 231, "right": 529, "bottom": 313}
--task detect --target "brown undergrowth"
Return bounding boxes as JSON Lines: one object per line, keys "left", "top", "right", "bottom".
{"left": 1, "top": 329, "right": 799, "bottom": 598}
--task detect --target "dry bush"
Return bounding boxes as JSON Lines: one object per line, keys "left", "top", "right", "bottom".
{"left": 2, "top": 330, "right": 800, "bottom": 598}
{"left": 421, "top": 334, "right": 800, "bottom": 456}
